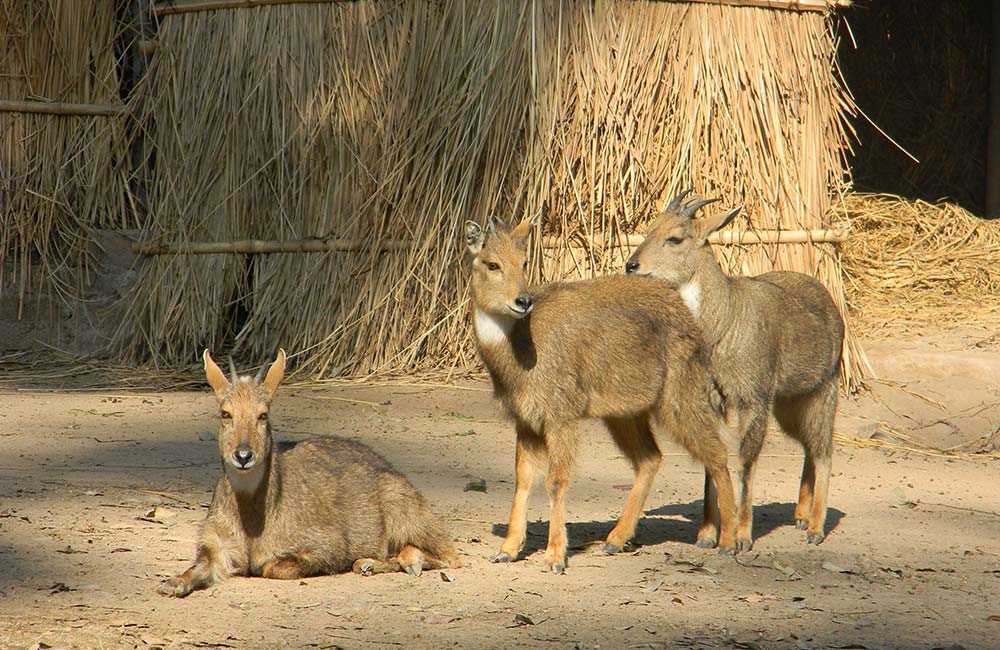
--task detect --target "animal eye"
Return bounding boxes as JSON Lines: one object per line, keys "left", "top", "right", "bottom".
{"left": 258, "top": 412, "right": 268, "bottom": 422}
{"left": 485, "top": 261, "right": 500, "bottom": 271}
{"left": 220, "top": 410, "right": 232, "bottom": 420}
{"left": 665, "top": 236, "right": 682, "bottom": 245}
{"left": 522, "top": 261, "right": 528, "bottom": 271}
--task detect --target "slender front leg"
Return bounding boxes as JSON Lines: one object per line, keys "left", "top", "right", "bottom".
{"left": 794, "top": 455, "right": 816, "bottom": 529}
{"left": 159, "top": 529, "right": 245, "bottom": 597}
{"left": 493, "top": 422, "right": 544, "bottom": 563}
{"left": 735, "top": 404, "right": 767, "bottom": 552}
{"left": 706, "top": 453, "right": 738, "bottom": 554}
{"left": 696, "top": 469, "right": 720, "bottom": 548}
{"left": 603, "top": 417, "right": 662, "bottom": 553}
{"left": 661, "top": 402, "right": 736, "bottom": 554}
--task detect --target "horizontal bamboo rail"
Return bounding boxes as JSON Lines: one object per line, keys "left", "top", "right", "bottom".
{"left": 681, "top": 0, "right": 850, "bottom": 11}
{"left": 155, "top": 0, "right": 340, "bottom": 16}
{"left": 132, "top": 226, "right": 849, "bottom": 255}
{"left": 153, "top": 0, "right": 849, "bottom": 17}
{"left": 0, "top": 99, "right": 126, "bottom": 117}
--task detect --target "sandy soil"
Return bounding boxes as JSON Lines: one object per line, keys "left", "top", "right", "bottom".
{"left": 1, "top": 326, "right": 998, "bottom": 650}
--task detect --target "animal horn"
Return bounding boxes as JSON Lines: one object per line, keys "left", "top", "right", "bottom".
{"left": 664, "top": 188, "right": 694, "bottom": 213}
{"left": 255, "top": 362, "right": 268, "bottom": 383}
{"left": 679, "top": 197, "right": 720, "bottom": 220}
{"left": 228, "top": 356, "right": 239, "bottom": 383}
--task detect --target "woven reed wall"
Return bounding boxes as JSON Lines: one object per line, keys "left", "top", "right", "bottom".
{"left": 0, "top": 1, "right": 133, "bottom": 307}
{"left": 113, "top": 0, "right": 869, "bottom": 387}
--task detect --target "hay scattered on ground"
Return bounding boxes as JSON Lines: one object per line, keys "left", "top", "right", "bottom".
{"left": 837, "top": 193, "right": 1000, "bottom": 335}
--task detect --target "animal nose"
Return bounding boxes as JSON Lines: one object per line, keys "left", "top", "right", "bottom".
{"left": 233, "top": 447, "right": 254, "bottom": 468}
{"left": 514, "top": 294, "right": 533, "bottom": 312}
{"left": 625, "top": 259, "right": 639, "bottom": 274}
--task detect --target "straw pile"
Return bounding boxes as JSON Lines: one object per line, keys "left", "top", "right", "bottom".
{"left": 115, "top": 1, "right": 867, "bottom": 387}
{"left": 838, "top": 193, "right": 1000, "bottom": 334}
{"left": 0, "top": 1, "right": 134, "bottom": 308}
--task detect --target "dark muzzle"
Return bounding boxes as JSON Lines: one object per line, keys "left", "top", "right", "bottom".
{"left": 233, "top": 446, "right": 255, "bottom": 468}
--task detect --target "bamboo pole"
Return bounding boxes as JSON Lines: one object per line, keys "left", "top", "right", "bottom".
{"left": 132, "top": 227, "right": 849, "bottom": 255}
{"left": 152, "top": 0, "right": 849, "bottom": 17}
{"left": 154, "top": 0, "right": 342, "bottom": 16}
{"left": 678, "top": 0, "right": 850, "bottom": 12}
{"left": 0, "top": 99, "right": 126, "bottom": 117}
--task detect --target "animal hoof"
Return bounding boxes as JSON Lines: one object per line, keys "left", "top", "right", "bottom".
{"left": 736, "top": 539, "right": 754, "bottom": 553}
{"left": 598, "top": 543, "right": 621, "bottom": 555}
{"left": 491, "top": 552, "right": 514, "bottom": 564}
{"left": 694, "top": 537, "right": 717, "bottom": 549}
{"left": 158, "top": 578, "right": 191, "bottom": 598}
{"left": 717, "top": 545, "right": 737, "bottom": 556}
{"left": 353, "top": 558, "right": 375, "bottom": 576}
{"left": 795, "top": 519, "right": 809, "bottom": 530}
{"left": 404, "top": 562, "right": 423, "bottom": 577}
{"left": 806, "top": 532, "right": 825, "bottom": 545}
{"left": 545, "top": 562, "right": 565, "bottom": 575}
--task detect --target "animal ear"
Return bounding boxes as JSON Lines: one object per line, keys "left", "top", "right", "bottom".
{"left": 695, "top": 207, "right": 741, "bottom": 242}
{"left": 203, "top": 349, "right": 230, "bottom": 398}
{"left": 465, "top": 221, "right": 485, "bottom": 256}
{"left": 509, "top": 213, "right": 539, "bottom": 246}
{"left": 261, "top": 348, "right": 286, "bottom": 399}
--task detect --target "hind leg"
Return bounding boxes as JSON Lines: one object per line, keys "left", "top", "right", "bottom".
{"left": 775, "top": 380, "right": 836, "bottom": 545}
{"left": 262, "top": 550, "right": 328, "bottom": 579}
{"left": 601, "top": 417, "right": 662, "bottom": 553}
{"left": 540, "top": 421, "right": 579, "bottom": 574}
{"left": 794, "top": 456, "right": 816, "bottom": 529}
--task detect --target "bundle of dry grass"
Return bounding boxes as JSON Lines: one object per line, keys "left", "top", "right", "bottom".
{"left": 0, "top": 1, "right": 134, "bottom": 309}
{"left": 838, "top": 193, "right": 1000, "bottom": 334}
{"left": 117, "top": 0, "right": 867, "bottom": 387}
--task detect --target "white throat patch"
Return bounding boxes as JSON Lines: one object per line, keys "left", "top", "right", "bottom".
{"left": 475, "top": 309, "right": 514, "bottom": 345}
{"left": 224, "top": 460, "right": 266, "bottom": 495}
{"left": 679, "top": 281, "right": 701, "bottom": 317}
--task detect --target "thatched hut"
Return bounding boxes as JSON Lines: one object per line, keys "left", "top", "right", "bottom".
{"left": 4, "top": 0, "right": 880, "bottom": 389}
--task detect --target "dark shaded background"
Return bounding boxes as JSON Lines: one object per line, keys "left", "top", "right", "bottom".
{"left": 838, "top": 0, "right": 993, "bottom": 216}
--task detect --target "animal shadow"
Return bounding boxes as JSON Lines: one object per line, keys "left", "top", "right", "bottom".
{"left": 490, "top": 499, "right": 845, "bottom": 559}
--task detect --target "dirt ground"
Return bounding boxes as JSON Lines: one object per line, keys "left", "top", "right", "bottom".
{"left": 1, "top": 325, "right": 998, "bottom": 650}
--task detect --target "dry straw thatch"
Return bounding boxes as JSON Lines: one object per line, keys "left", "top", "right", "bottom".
{"left": 115, "top": 0, "right": 867, "bottom": 387}
{"left": 0, "top": 1, "right": 134, "bottom": 308}
{"left": 837, "top": 193, "right": 1000, "bottom": 335}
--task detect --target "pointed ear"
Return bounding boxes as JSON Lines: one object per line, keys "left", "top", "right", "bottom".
{"left": 695, "top": 207, "right": 741, "bottom": 242}
{"left": 465, "top": 221, "right": 485, "bottom": 256}
{"left": 261, "top": 348, "right": 286, "bottom": 399}
{"left": 509, "top": 213, "right": 539, "bottom": 246}
{"left": 203, "top": 349, "right": 230, "bottom": 398}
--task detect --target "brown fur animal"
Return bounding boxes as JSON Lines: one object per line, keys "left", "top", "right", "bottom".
{"left": 625, "top": 191, "right": 844, "bottom": 550}
{"left": 464, "top": 217, "right": 739, "bottom": 573}
{"left": 159, "top": 349, "right": 459, "bottom": 597}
